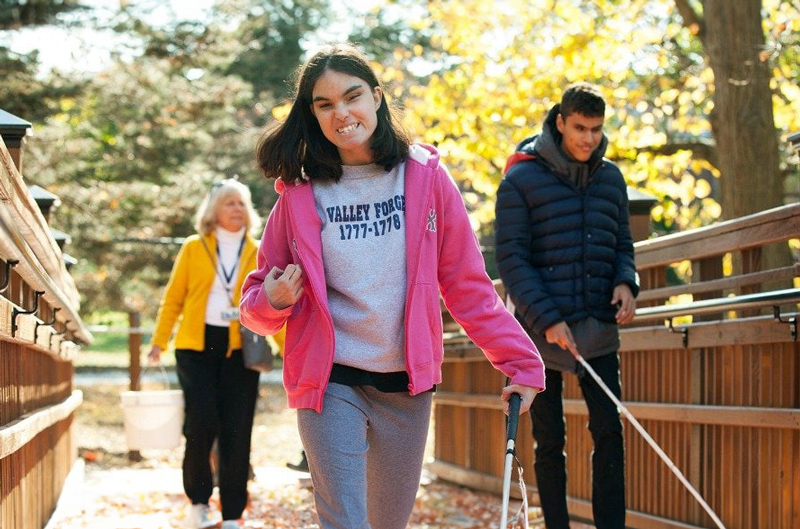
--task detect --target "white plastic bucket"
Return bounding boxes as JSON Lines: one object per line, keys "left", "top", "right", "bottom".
{"left": 120, "top": 389, "right": 184, "bottom": 450}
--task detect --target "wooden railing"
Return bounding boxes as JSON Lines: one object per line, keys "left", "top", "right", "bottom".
{"left": 0, "top": 133, "right": 90, "bottom": 529}
{"left": 431, "top": 203, "right": 800, "bottom": 529}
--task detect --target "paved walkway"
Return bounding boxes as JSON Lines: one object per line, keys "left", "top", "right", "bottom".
{"left": 46, "top": 460, "right": 598, "bottom": 529}
{"left": 62, "top": 370, "right": 597, "bottom": 529}
{"left": 46, "top": 460, "right": 313, "bottom": 529}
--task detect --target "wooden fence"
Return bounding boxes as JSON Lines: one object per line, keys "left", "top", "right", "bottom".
{"left": 0, "top": 129, "right": 91, "bottom": 529}
{"left": 431, "top": 203, "right": 800, "bottom": 529}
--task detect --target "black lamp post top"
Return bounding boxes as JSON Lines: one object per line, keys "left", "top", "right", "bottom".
{"left": 0, "top": 109, "right": 33, "bottom": 147}
{"left": 789, "top": 131, "right": 800, "bottom": 151}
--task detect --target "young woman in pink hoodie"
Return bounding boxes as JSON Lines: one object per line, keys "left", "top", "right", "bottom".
{"left": 240, "top": 42, "right": 544, "bottom": 529}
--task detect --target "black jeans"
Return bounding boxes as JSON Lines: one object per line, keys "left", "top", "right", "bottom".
{"left": 176, "top": 325, "right": 260, "bottom": 520}
{"left": 531, "top": 353, "right": 625, "bottom": 529}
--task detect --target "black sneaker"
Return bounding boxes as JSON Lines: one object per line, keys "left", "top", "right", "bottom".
{"left": 286, "top": 451, "right": 309, "bottom": 472}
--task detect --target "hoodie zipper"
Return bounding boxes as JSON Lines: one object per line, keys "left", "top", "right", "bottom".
{"left": 404, "top": 158, "right": 439, "bottom": 393}
{"left": 286, "top": 190, "right": 336, "bottom": 392}
{"left": 289, "top": 236, "right": 334, "bottom": 342}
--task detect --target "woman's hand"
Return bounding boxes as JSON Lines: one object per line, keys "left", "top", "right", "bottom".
{"left": 148, "top": 345, "right": 162, "bottom": 365}
{"left": 502, "top": 384, "right": 540, "bottom": 416}
{"left": 264, "top": 264, "right": 305, "bottom": 310}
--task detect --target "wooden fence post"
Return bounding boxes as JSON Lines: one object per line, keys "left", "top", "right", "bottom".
{"left": 128, "top": 311, "right": 142, "bottom": 461}
{"left": 128, "top": 311, "right": 142, "bottom": 391}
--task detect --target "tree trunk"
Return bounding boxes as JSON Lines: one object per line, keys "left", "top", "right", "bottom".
{"left": 702, "top": 0, "right": 790, "bottom": 280}
{"left": 703, "top": 0, "right": 783, "bottom": 221}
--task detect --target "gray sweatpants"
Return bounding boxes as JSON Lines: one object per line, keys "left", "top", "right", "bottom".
{"left": 297, "top": 383, "right": 433, "bottom": 529}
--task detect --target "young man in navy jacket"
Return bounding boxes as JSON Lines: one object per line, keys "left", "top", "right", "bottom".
{"left": 495, "top": 82, "right": 638, "bottom": 529}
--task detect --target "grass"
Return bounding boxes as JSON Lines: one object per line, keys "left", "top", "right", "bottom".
{"left": 76, "top": 348, "right": 177, "bottom": 369}
{"left": 80, "top": 310, "right": 170, "bottom": 368}
{"left": 76, "top": 337, "right": 281, "bottom": 370}
{"left": 77, "top": 329, "right": 174, "bottom": 369}
{"left": 80, "top": 310, "right": 159, "bottom": 368}
{"left": 85, "top": 330, "right": 143, "bottom": 354}
{"left": 79, "top": 310, "right": 285, "bottom": 370}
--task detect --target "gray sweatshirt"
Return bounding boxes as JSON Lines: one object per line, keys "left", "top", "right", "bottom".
{"left": 311, "top": 162, "right": 407, "bottom": 372}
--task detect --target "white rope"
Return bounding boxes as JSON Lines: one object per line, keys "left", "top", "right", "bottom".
{"left": 506, "top": 461, "right": 530, "bottom": 528}
{"left": 575, "top": 355, "right": 727, "bottom": 529}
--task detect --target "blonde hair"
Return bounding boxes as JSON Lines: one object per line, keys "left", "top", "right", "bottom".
{"left": 194, "top": 178, "right": 261, "bottom": 236}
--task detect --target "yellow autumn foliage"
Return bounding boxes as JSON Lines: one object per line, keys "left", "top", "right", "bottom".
{"left": 357, "top": 0, "right": 800, "bottom": 237}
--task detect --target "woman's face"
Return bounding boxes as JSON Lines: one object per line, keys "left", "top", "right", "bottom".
{"left": 216, "top": 192, "right": 247, "bottom": 232}
{"left": 310, "top": 69, "right": 382, "bottom": 165}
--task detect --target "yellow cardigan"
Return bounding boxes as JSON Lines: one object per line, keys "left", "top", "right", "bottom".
{"left": 150, "top": 232, "right": 258, "bottom": 354}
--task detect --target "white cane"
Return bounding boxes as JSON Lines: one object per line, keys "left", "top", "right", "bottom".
{"left": 500, "top": 392, "right": 522, "bottom": 529}
{"left": 571, "top": 351, "right": 727, "bottom": 529}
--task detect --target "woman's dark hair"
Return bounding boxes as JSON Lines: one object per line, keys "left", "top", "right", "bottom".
{"left": 560, "top": 82, "right": 605, "bottom": 118}
{"left": 256, "top": 43, "right": 410, "bottom": 183}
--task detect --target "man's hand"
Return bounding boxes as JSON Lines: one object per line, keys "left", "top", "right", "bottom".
{"left": 264, "top": 264, "right": 305, "bottom": 310}
{"left": 545, "top": 321, "right": 578, "bottom": 358}
{"left": 612, "top": 283, "right": 635, "bottom": 325}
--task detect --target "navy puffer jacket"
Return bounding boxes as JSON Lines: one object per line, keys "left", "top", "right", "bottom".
{"left": 495, "top": 105, "right": 639, "bottom": 336}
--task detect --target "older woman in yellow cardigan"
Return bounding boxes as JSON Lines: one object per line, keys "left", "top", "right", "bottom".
{"left": 148, "top": 179, "right": 261, "bottom": 529}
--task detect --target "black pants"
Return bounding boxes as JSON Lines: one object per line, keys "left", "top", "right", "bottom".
{"left": 176, "top": 325, "right": 260, "bottom": 520}
{"left": 531, "top": 353, "right": 625, "bottom": 529}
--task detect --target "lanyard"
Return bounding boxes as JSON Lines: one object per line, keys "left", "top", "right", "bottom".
{"left": 216, "top": 236, "right": 246, "bottom": 289}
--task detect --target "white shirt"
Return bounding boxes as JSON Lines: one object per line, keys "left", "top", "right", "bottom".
{"left": 205, "top": 226, "right": 246, "bottom": 327}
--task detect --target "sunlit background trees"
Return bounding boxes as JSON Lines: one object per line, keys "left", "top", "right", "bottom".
{"left": 1, "top": 0, "right": 798, "bottom": 319}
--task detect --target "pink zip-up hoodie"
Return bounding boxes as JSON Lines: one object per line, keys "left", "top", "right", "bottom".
{"left": 240, "top": 144, "right": 545, "bottom": 412}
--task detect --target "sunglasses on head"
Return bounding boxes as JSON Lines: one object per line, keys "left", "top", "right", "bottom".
{"left": 209, "top": 176, "right": 242, "bottom": 195}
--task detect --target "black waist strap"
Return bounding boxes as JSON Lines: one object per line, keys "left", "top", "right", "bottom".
{"left": 329, "top": 363, "right": 410, "bottom": 393}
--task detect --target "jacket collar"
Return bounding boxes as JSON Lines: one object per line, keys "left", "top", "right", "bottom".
{"left": 504, "top": 105, "right": 607, "bottom": 184}
{"left": 202, "top": 230, "right": 258, "bottom": 250}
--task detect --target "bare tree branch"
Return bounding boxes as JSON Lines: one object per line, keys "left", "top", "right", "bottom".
{"left": 674, "top": 0, "right": 706, "bottom": 40}
{"left": 639, "top": 140, "right": 719, "bottom": 167}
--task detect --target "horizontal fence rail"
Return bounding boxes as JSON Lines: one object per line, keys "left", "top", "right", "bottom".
{"left": 0, "top": 391, "right": 83, "bottom": 459}
{"left": 635, "top": 287, "right": 800, "bottom": 321}
{"left": 0, "top": 205, "right": 92, "bottom": 346}
{"left": 1, "top": 129, "right": 86, "bottom": 529}
{"left": 433, "top": 202, "right": 800, "bottom": 529}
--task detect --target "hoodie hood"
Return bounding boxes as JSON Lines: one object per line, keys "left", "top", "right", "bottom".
{"left": 504, "top": 104, "right": 608, "bottom": 189}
